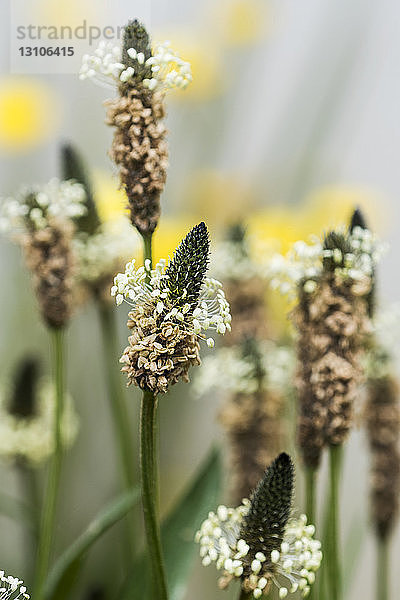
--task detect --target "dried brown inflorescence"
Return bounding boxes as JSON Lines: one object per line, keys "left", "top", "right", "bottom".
{"left": 120, "top": 305, "right": 200, "bottom": 394}
{"left": 292, "top": 274, "right": 370, "bottom": 468}
{"left": 366, "top": 374, "right": 400, "bottom": 540}
{"left": 21, "top": 222, "right": 74, "bottom": 329}
{"left": 224, "top": 277, "right": 269, "bottom": 346}
{"left": 106, "top": 88, "right": 168, "bottom": 236}
{"left": 220, "top": 388, "right": 286, "bottom": 502}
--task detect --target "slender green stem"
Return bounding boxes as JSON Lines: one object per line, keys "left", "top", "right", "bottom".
{"left": 140, "top": 231, "right": 167, "bottom": 594}
{"left": 377, "top": 535, "right": 389, "bottom": 600}
{"left": 305, "top": 466, "right": 317, "bottom": 525}
{"left": 142, "top": 233, "right": 153, "bottom": 268}
{"left": 34, "top": 328, "right": 65, "bottom": 600}
{"left": 140, "top": 390, "right": 168, "bottom": 600}
{"left": 304, "top": 466, "right": 318, "bottom": 600}
{"left": 327, "top": 445, "right": 342, "bottom": 600}
{"left": 98, "top": 300, "right": 137, "bottom": 560}
{"left": 17, "top": 459, "right": 40, "bottom": 581}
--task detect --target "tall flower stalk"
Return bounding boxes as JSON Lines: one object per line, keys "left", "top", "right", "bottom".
{"left": 365, "top": 353, "right": 400, "bottom": 600}
{"left": 269, "top": 220, "right": 382, "bottom": 600}
{"left": 0, "top": 178, "right": 86, "bottom": 598}
{"left": 35, "top": 327, "right": 65, "bottom": 597}
{"left": 112, "top": 221, "right": 231, "bottom": 597}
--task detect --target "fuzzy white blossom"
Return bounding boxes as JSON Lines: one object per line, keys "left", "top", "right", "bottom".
{"left": 268, "top": 226, "right": 386, "bottom": 298}
{"left": 79, "top": 39, "right": 192, "bottom": 91}
{"left": 210, "top": 236, "right": 272, "bottom": 282}
{"left": 372, "top": 302, "right": 400, "bottom": 354}
{"left": 0, "top": 178, "right": 87, "bottom": 234}
{"left": 0, "top": 380, "right": 79, "bottom": 465}
{"left": 111, "top": 257, "right": 231, "bottom": 346}
{"left": 0, "top": 571, "right": 30, "bottom": 600}
{"left": 74, "top": 218, "right": 139, "bottom": 286}
{"left": 194, "top": 342, "right": 294, "bottom": 397}
{"left": 362, "top": 302, "right": 400, "bottom": 379}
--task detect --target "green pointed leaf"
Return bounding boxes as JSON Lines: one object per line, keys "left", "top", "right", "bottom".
{"left": 122, "top": 448, "right": 222, "bottom": 600}
{"left": 44, "top": 487, "right": 140, "bottom": 600}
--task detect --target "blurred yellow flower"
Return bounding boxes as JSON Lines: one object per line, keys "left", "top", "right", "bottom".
{"left": 152, "top": 218, "right": 196, "bottom": 264}
{"left": 92, "top": 170, "right": 128, "bottom": 223}
{"left": 0, "top": 77, "right": 61, "bottom": 154}
{"left": 183, "top": 169, "right": 256, "bottom": 227}
{"left": 248, "top": 185, "right": 380, "bottom": 254}
{"left": 215, "top": 0, "right": 270, "bottom": 46}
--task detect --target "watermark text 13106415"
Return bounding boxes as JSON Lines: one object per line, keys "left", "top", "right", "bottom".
{"left": 9, "top": 1, "right": 151, "bottom": 74}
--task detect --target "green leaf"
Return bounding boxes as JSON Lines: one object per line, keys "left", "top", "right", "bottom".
{"left": 122, "top": 448, "right": 222, "bottom": 600}
{"left": 44, "top": 487, "right": 140, "bottom": 600}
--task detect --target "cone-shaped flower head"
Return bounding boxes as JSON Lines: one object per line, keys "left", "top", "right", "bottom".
{"left": 349, "top": 207, "right": 368, "bottom": 233}
{"left": 60, "top": 143, "right": 140, "bottom": 301}
{"left": 0, "top": 570, "right": 30, "bottom": 600}
{"left": 8, "top": 357, "right": 40, "bottom": 419}
{"left": 0, "top": 357, "right": 79, "bottom": 465}
{"left": 112, "top": 222, "right": 231, "bottom": 394}
{"left": 196, "top": 453, "right": 322, "bottom": 598}
{"left": 61, "top": 143, "right": 101, "bottom": 237}
{"left": 348, "top": 207, "right": 375, "bottom": 317}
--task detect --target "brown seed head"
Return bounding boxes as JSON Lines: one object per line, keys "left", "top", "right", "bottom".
{"left": 21, "top": 221, "right": 75, "bottom": 329}
{"left": 106, "top": 87, "right": 168, "bottom": 235}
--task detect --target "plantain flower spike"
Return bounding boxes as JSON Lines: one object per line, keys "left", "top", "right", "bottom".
{"left": 0, "top": 356, "right": 79, "bottom": 465}
{"left": 80, "top": 19, "right": 192, "bottom": 236}
{"left": 112, "top": 222, "right": 231, "bottom": 394}
{"left": 196, "top": 453, "right": 322, "bottom": 598}
{"left": 269, "top": 222, "right": 385, "bottom": 468}
{"left": 0, "top": 178, "right": 87, "bottom": 329}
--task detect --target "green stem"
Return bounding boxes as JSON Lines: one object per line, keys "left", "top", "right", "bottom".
{"left": 305, "top": 466, "right": 317, "bottom": 525}
{"left": 34, "top": 328, "right": 65, "bottom": 600}
{"left": 17, "top": 459, "right": 40, "bottom": 581}
{"left": 142, "top": 233, "right": 153, "bottom": 268}
{"left": 98, "top": 300, "right": 137, "bottom": 561}
{"left": 304, "top": 466, "right": 318, "bottom": 600}
{"left": 140, "top": 390, "right": 168, "bottom": 600}
{"left": 377, "top": 535, "right": 389, "bottom": 600}
{"left": 327, "top": 445, "right": 342, "bottom": 600}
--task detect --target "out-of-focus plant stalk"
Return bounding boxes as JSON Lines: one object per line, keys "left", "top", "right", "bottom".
{"left": 305, "top": 466, "right": 316, "bottom": 526}
{"left": 17, "top": 458, "right": 40, "bottom": 579}
{"left": 327, "top": 445, "right": 342, "bottom": 600}
{"left": 34, "top": 328, "right": 65, "bottom": 599}
{"left": 377, "top": 536, "right": 389, "bottom": 600}
{"left": 98, "top": 300, "right": 137, "bottom": 561}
